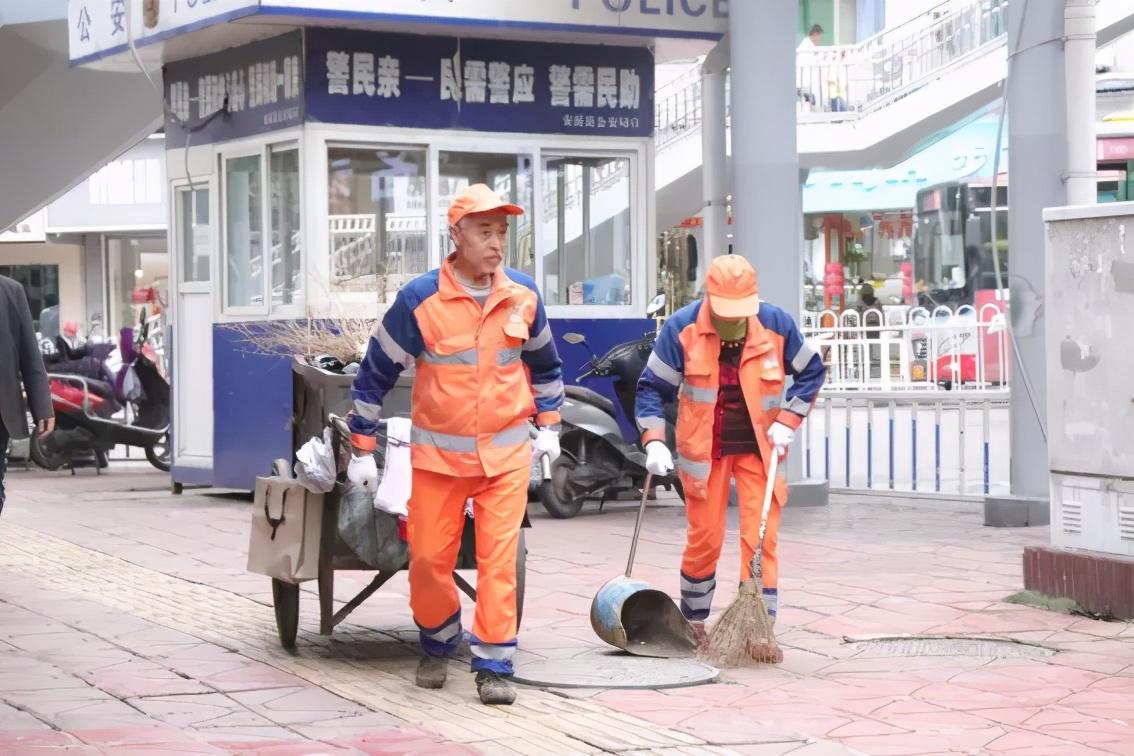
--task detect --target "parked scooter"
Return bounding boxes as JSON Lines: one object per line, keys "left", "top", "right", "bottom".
{"left": 538, "top": 295, "right": 679, "bottom": 519}
{"left": 31, "top": 313, "right": 171, "bottom": 473}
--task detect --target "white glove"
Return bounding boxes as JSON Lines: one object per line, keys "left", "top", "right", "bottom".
{"left": 767, "top": 422, "right": 795, "bottom": 458}
{"left": 645, "top": 441, "right": 675, "bottom": 477}
{"left": 346, "top": 454, "right": 378, "bottom": 491}
{"left": 533, "top": 426, "right": 561, "bottom": 464}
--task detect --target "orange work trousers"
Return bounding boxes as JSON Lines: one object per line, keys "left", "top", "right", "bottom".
{"left": 407, "top": 465, "right": 528, "bottom": 675}
{"left": 679, "top": 453, "right": 782, "bottom": 622}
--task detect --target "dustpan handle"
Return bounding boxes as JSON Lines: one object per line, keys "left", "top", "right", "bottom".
{"left": 626, "top": 473, "right": 653, "bottom": 577}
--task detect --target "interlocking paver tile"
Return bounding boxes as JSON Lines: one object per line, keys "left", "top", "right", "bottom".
{"left": 2, "top": 472, "right": 1133, "bottom": 755}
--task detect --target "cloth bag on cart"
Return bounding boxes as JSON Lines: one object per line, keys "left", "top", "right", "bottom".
{"left": 247, "top": 464, "right": 323, "bottom": 583}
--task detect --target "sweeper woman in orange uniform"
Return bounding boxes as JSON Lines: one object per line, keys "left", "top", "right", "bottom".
{"left": 635, "top": 255, "right": 826, "bottom": 651}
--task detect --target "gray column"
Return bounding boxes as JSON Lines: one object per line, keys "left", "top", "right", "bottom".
{"left": 988, "top": 0, "right": 1065, "bottom": 525}
{"left": 700, "top": 41, "right": 729, "bottom": 289}
{"left": 729, "top": 0, "right": 826, "bottom": 505}
{"left": 729, "top": 1, "right": 801, "bottom": 315}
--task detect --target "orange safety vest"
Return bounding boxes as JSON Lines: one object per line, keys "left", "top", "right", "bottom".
{"left": 350, "top": 258, "right": 564, "bottom": 478}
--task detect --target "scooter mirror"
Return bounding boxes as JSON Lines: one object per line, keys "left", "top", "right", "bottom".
{"left": 646, "top": 293, "right": 666, "bottom": 317}
{"left": 562, "top": 332, "right": 587, "bottom": 345}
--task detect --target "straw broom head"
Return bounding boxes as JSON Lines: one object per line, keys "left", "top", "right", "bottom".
{"left": 698, "top": 573, "right": 782, "bottom": 668}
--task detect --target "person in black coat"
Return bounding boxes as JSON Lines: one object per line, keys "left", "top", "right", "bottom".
{"left": 0, "top": 274, "right": 54, "bottom": 512}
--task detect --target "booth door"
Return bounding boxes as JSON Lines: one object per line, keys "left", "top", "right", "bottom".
{"left": 172, "top": 185, "right": 215, "bottom": 477}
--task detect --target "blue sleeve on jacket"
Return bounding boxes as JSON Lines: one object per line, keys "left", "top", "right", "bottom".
{"left": 349, "top": 287, "right": 426, "bottom": 436}
{"left": 507, "top": 269, "right": 564, "bottom": 419}
{"left": 634, "top": 305, "right": 691, "bottom": 435}
{"left": 765, "top": 305, "right": 826, "bottom": 418}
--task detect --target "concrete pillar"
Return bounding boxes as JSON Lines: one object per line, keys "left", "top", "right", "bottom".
{"left": 700, "top": 44, "right": 729, "bottom": 290}
{"left": 729, "top": 0, "right": 827, "bottom": 506}
{"left": 986, "top": 0, "right": 1066, "bottom": 526}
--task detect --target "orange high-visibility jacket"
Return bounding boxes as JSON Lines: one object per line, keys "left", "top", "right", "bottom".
{"left": 635, "top": 299, "right": 826, "bottom": 500}
{"left": 349, "top": 258, "right": 564, "bottom": 478}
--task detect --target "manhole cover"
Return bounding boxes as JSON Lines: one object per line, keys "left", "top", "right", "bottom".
{"left": 512, "top": 649, "right": 719, "bottom": 690}
{"left": 844, "top": 635, "right": 1058, "bottom": 659}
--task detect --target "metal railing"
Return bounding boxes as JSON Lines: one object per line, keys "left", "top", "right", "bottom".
{"left": 653, "top": 0, "right": 1009, "bottom": 149}
{"left": 797, "top": 0, "right": 1008, "bottom": 119}
{"left": 802, "top": 390, "right": 1009, "bottom": 497}
{"left": 802, "top": 304, "right": 1009, "bottom": 392}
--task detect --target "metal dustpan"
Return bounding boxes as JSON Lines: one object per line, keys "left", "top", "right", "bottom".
{"left": 589, "top": 475, "right": 698, "bottom": 658}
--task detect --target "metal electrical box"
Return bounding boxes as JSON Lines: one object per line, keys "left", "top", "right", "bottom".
{"left": 1044, "top": 203, "right": 1134, "bottom": 557}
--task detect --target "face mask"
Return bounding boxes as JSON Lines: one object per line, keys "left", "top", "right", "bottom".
{"left": 712, "top": 316, "right": 748, "bottom": 343}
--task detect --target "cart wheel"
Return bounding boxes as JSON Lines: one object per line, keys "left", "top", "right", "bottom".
{"left": 272, "top": 579, "right": 300, "bottom": 648}
{"left": 515, "top": 531, "right": 527, "bottom": 631}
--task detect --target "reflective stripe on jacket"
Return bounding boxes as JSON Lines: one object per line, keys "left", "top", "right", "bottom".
{"left": 349, "top": 257, "right": 564, "bottom": 478}
{"left": 634, "top": 299, "right": 826, "bottom": 499}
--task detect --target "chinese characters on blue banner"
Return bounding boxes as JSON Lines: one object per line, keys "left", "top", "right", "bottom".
{"left": 305, "top": 29, "right": 654, "bottom": 137}
{"left": 162, "top": 32, "right": 304, "bottom": 143}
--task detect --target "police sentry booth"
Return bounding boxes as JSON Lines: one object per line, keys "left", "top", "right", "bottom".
{"left": 68, "top": 1, "right": 727, "bottom": 490}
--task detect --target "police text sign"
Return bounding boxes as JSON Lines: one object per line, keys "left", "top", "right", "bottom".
{"left": 305, "top": 29, "right": 654, "bottom": 137}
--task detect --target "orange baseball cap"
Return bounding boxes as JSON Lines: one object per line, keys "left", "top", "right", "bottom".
{"left": 447, "top": 183, "right": 524, "bottom": 227}
{"left": 705, "top": 255, "right": 760, "bottom": 319}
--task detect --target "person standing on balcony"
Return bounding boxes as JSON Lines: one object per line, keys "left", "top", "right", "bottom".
{"left": 0, "top": 274, "right": 55, "bottom": 514}
{"left": 346, "top": 184, "right": 564, "bottom": 706}
{"left": 635, "top": 255, "right": 826, "bottom": 657}
{"left": 797, "top": 24, "right": 824, "bottom": 108}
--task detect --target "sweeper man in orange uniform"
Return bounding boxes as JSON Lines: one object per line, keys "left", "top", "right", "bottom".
{"left": 347, "top": 184, "right": 564, "bottom": 705}
{"left": 635, "top": 255, "right": 826, "bottom": 652}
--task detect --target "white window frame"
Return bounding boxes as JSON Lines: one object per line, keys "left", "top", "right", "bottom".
{"left": 170, "top": 179, "right": 217, "bottom": 296}
{"left": 305, "top": 123, "right": 649, "bottom": 320}
{"left": 312, "top": 134, "right": 433, "bottom": 316}
{"left": 215, "top": 129, "right": 304, "bottom": 321}
{"left": 538, "top": 147, "right": 644, "bottom": 319}
{"left": 267, "top": 141, "right": 304, "bottom": 319}
{"left": 432, "top": 142, "right": 539, "bottom": 277}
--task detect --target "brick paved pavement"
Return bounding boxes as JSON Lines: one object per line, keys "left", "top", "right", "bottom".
{"left": 0, "top": 464, "right": 1131, "bottom": 755}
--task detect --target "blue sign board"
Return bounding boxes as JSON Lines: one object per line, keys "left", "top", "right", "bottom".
{"left": 304, "top": 29, "right": 654, "bottom": 137}
{"left": 163, "top": 31, "right": 304, "bottom": 145}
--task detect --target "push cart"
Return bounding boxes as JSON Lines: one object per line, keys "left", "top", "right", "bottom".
{"left": 270, "top": 360, "right": 529, "bottom": 648}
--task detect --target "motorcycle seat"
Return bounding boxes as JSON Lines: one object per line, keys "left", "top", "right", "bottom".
{"left": 564, "top": 385, "right": 617, "bottom": 418}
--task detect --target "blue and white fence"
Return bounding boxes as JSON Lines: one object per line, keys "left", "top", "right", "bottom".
{"left": 801, "top": 390, "right": 1010, "bottom": 497}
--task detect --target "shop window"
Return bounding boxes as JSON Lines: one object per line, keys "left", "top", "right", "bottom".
{"left": 271, "top": 148, "right": 302, "bottom": 306}
{"left": 0, "top": 265, "right": 59, "bottom": 332}
{"left": 327, "top": 146, "right": 428, "bottom": 304}
{"left": 106, "top": 237, "right": 168, "bottom": 333}
{"left": 224, "top": 155, "right": 264, "bottom": 310}
{"left": 541, "top": 156, "right": 633, "bottom": 306}
{"left": 179, "top": 188, "right": 210, "bottom": 283}
{"left": 438, "top": 152, "right": 534, "bottom": 277}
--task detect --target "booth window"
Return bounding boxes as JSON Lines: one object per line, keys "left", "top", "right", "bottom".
{"left": 271, "top": 148, "right": 301, "bottom": 306}
{"left": 438, "top": 152, "right": 534, "bottom": 277}
{"left": 0, "top": 265, "right": 59, "bottom": 331}
{"left": 541, "top": 156, "right": 632, "bottom": 306}
{"left": 222, "top": 145, "right": 302, "bottom": 313}
{"left": 327, "top": 145, "right": 427, "bottom": 304}
{"left": 224, "top": 155, "right": 264, "bottom": 310}
{"left": 179, "top": 188, "right": 210, "bottom": 283}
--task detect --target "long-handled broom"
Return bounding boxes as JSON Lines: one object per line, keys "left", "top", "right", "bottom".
{"left": 699, "top": 451, "right": 782, "bottom": 667}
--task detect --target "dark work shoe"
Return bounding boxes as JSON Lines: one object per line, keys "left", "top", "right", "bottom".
{"left": 415, "top": 655, "right": 448, "bottom": 689}
{"left": 475, "top": 671, "right": 516, "bottom": 705}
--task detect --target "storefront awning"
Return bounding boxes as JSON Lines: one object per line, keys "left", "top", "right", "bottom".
{"left": 803, "top": 115, "right": 1006, "bottom": 215}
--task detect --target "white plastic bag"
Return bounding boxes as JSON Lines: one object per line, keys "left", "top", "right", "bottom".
{"left": 374, "top": 417, "right": 412, "bottom": 517}
{"left": 121, "top": 365, "right": 143, "bottom": 402}
{"left": 294, "top": 428, "right": 336, "bottom": 494}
